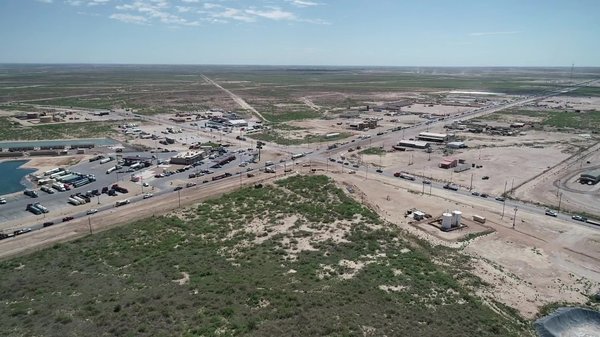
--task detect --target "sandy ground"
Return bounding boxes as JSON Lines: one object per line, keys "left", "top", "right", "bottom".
{"left": 20, "top": 156, "right": 84, "bottom": 175}
{"left": 514, "top": 142, "right": 600, "bottom": 216}
{"left": 534, "top": 95, "right": 600, "bottom": 111}
{"left": 356, "top": 141, "right": 578, "bottom": 196}
{"left": 401, "top": 103, "right": 472, "bottom": 116}
{"left": 324, "top": 171, "right": 600, "bottom": 319}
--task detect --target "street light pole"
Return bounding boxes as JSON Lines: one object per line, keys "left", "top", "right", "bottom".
{"left": 512, "top": 207, "right": 518, "bottom": 229}
{"left": 558, "top": 192, "right": 563, "bottom": 213}
{"left": 469, "top": 173, "right": 473, "bottom": 191}
{"left": 88, "top": 216, "right": 93, "bottom": 235}
{"left": 178, "top": 190, "right": 181, "bottom": 208}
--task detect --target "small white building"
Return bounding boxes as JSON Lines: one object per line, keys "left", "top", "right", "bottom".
{"left": 447, "top": 141, "right": 466, "bottom": 149}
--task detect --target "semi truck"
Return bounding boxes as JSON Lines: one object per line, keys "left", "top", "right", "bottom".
{"left": 99, "top": 157, "right": 113, "bottom": 164}
{"left": 68, "top": 197, "right": 82, "bottom": 206}
{"left": 72, "top": 195, "right": 86, "bottom": 204}
{"left": 24, "top": 189, "right": 39, "bottom": 198}
{"left": 394, "top": 172, "right": 416, "bottom": 181}
{"left": 106, "top": 166, "right": 117, "bottom": 174}
{"left": 130, "top": 162, "right": 144, "bottom": 171}
{"left": 37, "top": 178, "right": 56, "bottom": 185}
{"left": 33, "top": 203, "right": 49, "bottom": 213}
{"left": 111, "top": 184, "right": 128, "bottom": 194}
{"left": 212, "top": 172, "right": 232, "bottom": 181}
{"left": 443, "top": 183, "right": 459, "bottom": 191}
{"left": 52, "top": 182, "right": 66, "bottom": 192}
{"left": 26, "top": 203, "right": 42, "bottom": 215}
{"left": 115, "top": 199, "right": 130, "bottom": 207}
{"left": 41, "top": 186, "right": 55, "bottom": 194}
{"left": 44, "top": 167, "right": 62, "bottom": 176}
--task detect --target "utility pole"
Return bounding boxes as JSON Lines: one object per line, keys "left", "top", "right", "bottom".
{"left": 422, "top": 181, "right": 425, "bottom": 194}
{"left": 469, "top": 173, "right": 473, "bottom": 191}
{"left": 510, "top": 178, "right": 514, "bottom": 194}
{"left": 512, "top": 207, "right": 518, "bottom": 229}
{"left": 557, "top": 180, "right": 561, "bottom": 198}
{"left": 501, "top": 199, "right": 506, "bottom": 219}
{"left": 503, "top": 180, "right": 507, "bottom": 196}
{"left": 178, "top": 190, "right": 181, "bottom": 208}
{"left": 88, "top": 216, "right": 93, "bottom": 235}
{"left": 558, "top": 192, "right": 563, "bottom": 213}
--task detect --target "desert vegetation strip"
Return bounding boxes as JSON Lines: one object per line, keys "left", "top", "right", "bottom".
{"left": 482, "top": 109, "right": 600, "bottom": 130}
{"left": 0, "top": 117, "right": 118, "bottom": 141}
{"left": 0, "top": 175, "right": 531, "bottom": 337}
{"left": 359, "top": 147, "right": 387, "bottom": 155}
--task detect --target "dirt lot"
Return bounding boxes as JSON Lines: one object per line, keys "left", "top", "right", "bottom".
{"left": 20, "top": 156, "right": 83, "bottom": 175}
{"left": 514, "top": 142, "right": 600, "bottom": 217}
{"left": 357, "top": 143, "right": 575, "bottom": 196}
{"left": 325, "top": 171, "right": 600, "bottom": 319}
{"left": 534, "top": 95, "right": 600, "bottom": 111}
{"left": 401, "top": 103, "right": 472, "bottom": 116}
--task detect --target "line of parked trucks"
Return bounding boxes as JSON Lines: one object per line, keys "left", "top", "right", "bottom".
{"left": 35, "top": 168, "right": 97, "bottom": 191}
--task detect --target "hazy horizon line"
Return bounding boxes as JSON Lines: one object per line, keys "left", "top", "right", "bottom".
{"left": 1, "top": 62, "right": 599, "bottom": 69}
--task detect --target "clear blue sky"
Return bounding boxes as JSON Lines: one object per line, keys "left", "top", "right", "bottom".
{"left": 1, "top": 0, "right": 599, "bottom": 66}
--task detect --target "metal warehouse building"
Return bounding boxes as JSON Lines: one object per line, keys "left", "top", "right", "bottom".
{"left": 225, "top": 119, "right": 248, "bottom": 127}
{"left": 395, "top": 140, "right": 431, "bottom": 149}
{"left": 580, "top": 169, "right": 600, "bottom": 185}
{"left": 417, "top": 132, "right": 448, "bottom": 143}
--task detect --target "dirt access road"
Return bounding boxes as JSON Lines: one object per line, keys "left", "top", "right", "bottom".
{"left": 201, "top": 74, "right": 268, "bottom": 122}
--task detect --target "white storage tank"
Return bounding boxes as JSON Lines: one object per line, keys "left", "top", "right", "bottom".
{"left": 442, "top": 213, "right": 453, "bottom": 230}
{"left": 452, "top": 210, "right": 462, "bottom": 227}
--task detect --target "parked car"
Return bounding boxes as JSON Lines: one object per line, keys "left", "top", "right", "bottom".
{"left": 545, "top": 209, "right": 558, "bottom": 217}
{"left": 86, "top": 209, "right": 98, "bottom": 215}
{"left": 143, "top": 193, "right": 154, "bottom": 199}
{"left": 43, "top": 221, "right": 54, "bottom": 227}
{"left": 480, "top": 193, "right": 489, "bottom": 198}
{"left": 174, "top": 186, "right": 183, "bottom": 191}
{"left": 422, "top": 180, "right": 431, "bottom": 185}
{"left": 471, "top": 191, "right": 480, "bottom": 196}
{"left": 571, "top": 215, "right": 587, "bottom": 222}
{"left": 482, "top": 176, "right": 490, "bottom": 180}
{"left": 495, "top": 197, "right": 505, "bottom": 202}
{"left": 376, "top": 169, "right": 383, "bottom": 173}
